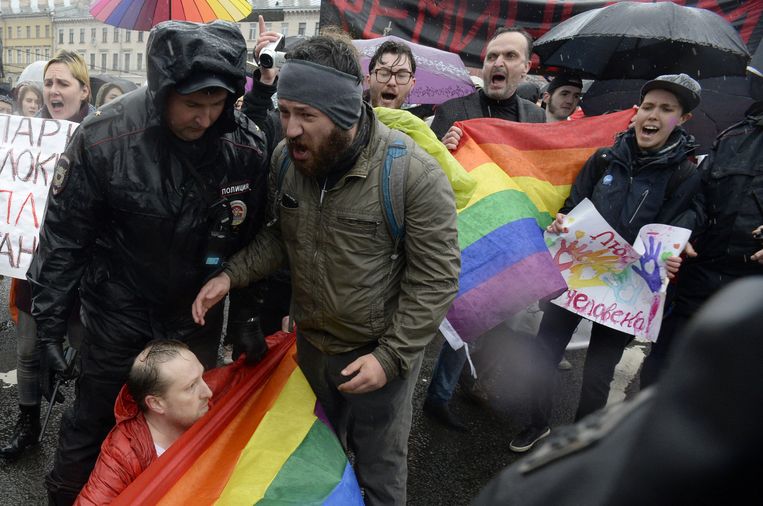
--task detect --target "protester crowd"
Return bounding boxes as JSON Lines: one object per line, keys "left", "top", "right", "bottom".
{"left": 0, "top": 12, "right": 760, "bottom": 506}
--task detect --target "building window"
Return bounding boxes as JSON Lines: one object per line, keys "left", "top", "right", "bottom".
{"left": 298, "top": 22, "right": 306, "bottom": 36}
{"left": 114, "top": 28, "right": 119, "bottom": 43}
{"left": 265, "top": 22, "right": 272, "bottom": 32}
{"left": 26, "top": 26, "right": 31, "bottom": 38}
{"left": 137, "top": 53, "right": 143, "bottom": 70}
{"left": 112, "top": 53, "right": 119, "bottom": 71}
{"left": 69, "top": 29, "right": 74, "bottom": 44}
{"left": 80, "top": 28, "right": 85, "bottom": 44}
{"left": 125, "top": 30, "right": 131, "bottom": 42}
{"left": 138, "top": 31, "right": 144, "bottom": 42}
{"left": 101, "top": 53, "right": 107, "bottom": 70}
{"left": 35, "top": 26, "right": 40, "bottom": 38}
{"left": 35, "top": 49, "right": 40, "bottom": 59}
{"left": 6, "top": 49, "right": 11, "bottom": 64}
{"left": 102, "top": 28, "right": 108, "bottom": 43}
{"left": 26, "top": 50, "right": 31, "bottom": 64}
{"left": 249, "top": 23, "right": 257, "bottom": 40}
{"left": 58, "top": 29, "right": 63, "bottom": 44}
{"left": 314, "top": 22, "right": 320, "bottom": 35}
{"left": 90, "top": 53, "right": 95, "bottom": 69}
{"left": 281, "top": 23, "right": 288, "bottom": 37}
{"left": 124, "top": 53, "right": 130, "bottom": 72}
{"left": 17, "top": 27, "right": 21, "bottom": 38}
{"left": 91, "top": 28, "right": 96, "bottom": 42}
{"left": 45, "top": 47, "right": 50, "bottom": 59}
{"left": 45, "top": 25, "right": 50, "bottom": 38}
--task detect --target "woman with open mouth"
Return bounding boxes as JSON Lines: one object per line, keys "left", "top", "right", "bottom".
{"left": 0, "top": 50, "right": 92, "bottom": 462}
{"left": 39, "top": 50, "right": 94, "bottom": 122}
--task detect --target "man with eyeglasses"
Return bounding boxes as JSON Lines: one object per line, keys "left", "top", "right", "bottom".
{"left": 366, "top": 41, "right": 417, "bottom": 110}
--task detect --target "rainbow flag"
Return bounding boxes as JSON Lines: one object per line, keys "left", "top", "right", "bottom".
{"left": 113, "top": 332, "right": 363, "bottom": 505}
{"left": 446, "top": 109, "right": 635, "bottom": 342}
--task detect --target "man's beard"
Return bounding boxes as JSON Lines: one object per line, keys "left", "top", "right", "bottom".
{"left": 288, "top": 126, "right": 354, "bottom": 179}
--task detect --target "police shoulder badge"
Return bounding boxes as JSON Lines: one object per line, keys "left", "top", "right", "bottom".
{"left": 230, "top": 200, "right": 247, "bottom": 227}
{"left": 52, "top": 155, "right": 71, "bottom": 196}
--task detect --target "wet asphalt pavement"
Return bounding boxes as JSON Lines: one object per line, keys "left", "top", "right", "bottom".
{"left": 0, "top": 275, "right": 624, "bottom": 505}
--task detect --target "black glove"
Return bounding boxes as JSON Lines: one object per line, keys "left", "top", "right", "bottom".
{"left": 39, "top": 341, "right": 76, "bottom": 403}
{"left": 227, "top": 316, "right": 268, "bottom": 365}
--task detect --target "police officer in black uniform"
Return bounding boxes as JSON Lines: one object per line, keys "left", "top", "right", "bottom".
{"left": 640, "top": 51, "right": 763, "bottom": 386}
{"left": 28, "top": 21, "right": 270, "bottom": 505}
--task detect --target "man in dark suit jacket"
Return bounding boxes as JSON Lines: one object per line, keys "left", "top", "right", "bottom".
{"left": 430, "top": 26, "right": 545, "bottom": 147}
{"left": 423, "top": 27, "right": 545, "bottom": 431}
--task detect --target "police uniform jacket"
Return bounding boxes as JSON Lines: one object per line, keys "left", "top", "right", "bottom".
{"left": 473, "top": 277, "right": 763, "bottom": 506}
{"left": 670, "top": 102, "right": 763, "bottom": 312}
{"left": 28, "top": 21, "right": 269, "bottom": 349}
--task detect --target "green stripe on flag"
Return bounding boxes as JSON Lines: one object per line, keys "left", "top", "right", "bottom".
{"left": 256, "top": 420, "right": 348, "bottom": 505}
{"left": 458, "top": 189, "right": 553, "bottom": 250}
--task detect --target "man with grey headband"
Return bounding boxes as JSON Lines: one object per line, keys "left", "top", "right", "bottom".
{"left": 193, "top": 35, "right": 460, "bottom": 505}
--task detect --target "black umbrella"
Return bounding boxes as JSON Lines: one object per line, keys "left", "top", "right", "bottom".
{"left": 534, "top": 1, "right": 750, "bottom": 80}
{"left": 581, "top": 76, "right": 754, "bottom": 154}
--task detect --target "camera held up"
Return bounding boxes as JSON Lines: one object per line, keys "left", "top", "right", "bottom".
{"left": 259, "top": 33, "right": 286, "bottom": 69}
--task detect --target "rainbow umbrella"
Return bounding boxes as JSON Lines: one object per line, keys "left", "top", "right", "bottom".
{"left": 90, "top": 0, "right": 252, "bottom": 31}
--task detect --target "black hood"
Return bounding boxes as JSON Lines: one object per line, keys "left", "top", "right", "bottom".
{"left": 146, "top": 20, "right": 247, "bottom": 133}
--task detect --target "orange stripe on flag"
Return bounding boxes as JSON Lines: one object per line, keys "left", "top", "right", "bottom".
{"left": 113, "top": 334, "right": 297, "bottom": 506}
{"left": 158, "top": 348, "right": 299, "bottom": 505}
{"left": 478, "top": 145, "right": 603, "bottom": 186}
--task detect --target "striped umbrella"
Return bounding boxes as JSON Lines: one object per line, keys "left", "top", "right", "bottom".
{"left": 90, "top": 0, "right": 252, "bottom": 31}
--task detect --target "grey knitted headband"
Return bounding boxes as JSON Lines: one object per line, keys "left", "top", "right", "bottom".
{"left": 277, "top": 60, "right": 363, "bottom": 130}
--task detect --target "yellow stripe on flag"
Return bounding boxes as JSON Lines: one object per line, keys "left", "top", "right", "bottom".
{"left": 215, "top": 369, "right": 317, "bottom": 504}
{"left": 512, "top": 176, "right": 572, "bottom": 217}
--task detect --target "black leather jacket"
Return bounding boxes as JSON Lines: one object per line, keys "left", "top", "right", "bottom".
{"left": 29, "top": 21, "right": 269, "bottom": 347}
{"left": 675, "top": 102, "right": 763, "bottom": 264}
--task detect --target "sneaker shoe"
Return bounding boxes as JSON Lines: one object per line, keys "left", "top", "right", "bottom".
{"left": 557, "top": 358, "right": 573, "bottom": 371}
{"left": 509, "top": 426, "right": 551, "bottom": 453}
{"left": 423, "top": 399, "right": 468, "bottom": 432}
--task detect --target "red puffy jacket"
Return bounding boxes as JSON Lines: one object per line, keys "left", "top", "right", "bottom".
{"left": 75, "top": 356, "right": 250, "bottom": 505}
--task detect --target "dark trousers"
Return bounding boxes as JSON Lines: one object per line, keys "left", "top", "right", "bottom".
{"left": 426, "top": 339, "right": 467, "bottom": 404}
{"left": 530, "top": 303, "right": 633, "bottom": 427}
{"left": 639, "top": 311, "right": 691, "bottom": 388}
{"left": 45, "top": 310, "right": 223, "bottom": 506}
{"left": 296, "top": 333, "right": 422, "bottom": 506}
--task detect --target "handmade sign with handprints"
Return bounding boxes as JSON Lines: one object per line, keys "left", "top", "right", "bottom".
{"left": 545, "top": 198, "right": 691, "bottom": 341}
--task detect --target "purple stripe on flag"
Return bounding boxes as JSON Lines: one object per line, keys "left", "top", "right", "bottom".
{"left": 447, "top": 251, "right": 567, "bottom": 342}
{"left": 458, "top": 218, "right": 547, "bottom": 295}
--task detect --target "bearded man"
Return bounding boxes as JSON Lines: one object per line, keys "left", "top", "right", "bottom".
{"left": 191, "top": 35, "right": 460, "bottom": 506}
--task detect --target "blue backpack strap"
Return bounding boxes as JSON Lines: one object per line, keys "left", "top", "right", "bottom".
{"left": 380, "top": 129, "right": 414, "bottom": 255}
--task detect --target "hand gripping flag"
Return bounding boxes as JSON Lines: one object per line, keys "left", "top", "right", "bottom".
{"left": 445, "top": 109, "right": 635, "bottom": 342}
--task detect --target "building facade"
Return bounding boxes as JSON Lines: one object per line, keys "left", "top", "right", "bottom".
{"left": 0, "top": 10, "right": 54, "bottom": 84}
{"left": 53, "top": 5, "right": 148, "bottom": 86}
